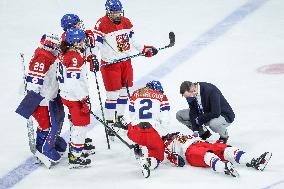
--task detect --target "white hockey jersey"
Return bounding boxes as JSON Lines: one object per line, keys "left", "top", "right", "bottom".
{"left": 165, "top": 133, "right": 203, "bottom": 159}
{"left": 26, "top": 48, "right": 59, "bottom": 106}
{"left": 57, "top": 51, "right": 89, "bottom": 101}
{"left": 94, "top": 15, "right": 144, "bottom": 63}
{"left": 129, "top": 87, "right": 171, "bottom": 136}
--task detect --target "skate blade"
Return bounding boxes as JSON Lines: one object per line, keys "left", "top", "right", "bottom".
{"left": 141, "top": 164, "right": 150, "bottom": 178}
{"left": 82, "top": 149, "right": 96, "bottom": 155}
{"left": 68, "top": 164, "right": 91, "bottom": 169}
{"left": 259, "top": 152, "right": 272, "bottom": 171}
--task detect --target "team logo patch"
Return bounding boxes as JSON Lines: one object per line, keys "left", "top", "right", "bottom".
{"left": 116, "top": 33, "right": 130, "bottom": 52}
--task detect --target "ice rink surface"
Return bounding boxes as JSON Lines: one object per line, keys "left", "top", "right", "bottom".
{"left": 0, "top": 0, "right": 284, "bottom": 188}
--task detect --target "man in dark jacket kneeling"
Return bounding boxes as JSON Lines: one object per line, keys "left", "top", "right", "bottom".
{"left": 177, "top": 81, "right": 235, "bottom": 143}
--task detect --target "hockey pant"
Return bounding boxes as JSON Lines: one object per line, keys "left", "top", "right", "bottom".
{"left": 100, "top": 59, "right": 133, "bottom": 91}
{"left": 185, "top": 142, "right": 251, "bottom": 167}
{"left": 176, "top": 109, "right": 230, "bottom": 138}
{"left": 127, "top": 123, "right": 165, "bottom": 161}
{"left": 61, "top": 97, "right": 90, "bottom": 126}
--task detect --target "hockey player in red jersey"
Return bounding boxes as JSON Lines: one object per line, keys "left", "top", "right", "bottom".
{"left": 94, "top": 0, "right": 159, "bottom": 132}
{"left": 58, "top": 28, "right": 94, "bottom": 168}
{"left": 163, "top": 132, "right": 272, "bottom": 177}
{"left": 16, "top": 34, "right": 67, "bottom": 166}
{"left": 60, "top": 14, "right": 96, "bottom": 49}
{"left": 127, "top": 80, "right": 185, "bottom": 171}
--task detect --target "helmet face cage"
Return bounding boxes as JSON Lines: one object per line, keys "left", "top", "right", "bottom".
{"left": 146, "top": 80, "right": 164, "bottom": 93}
{"left": 40, "top": 34, "right": 60, "bottom": 52}
{"left": 61, "top": 14, "right": 81, "bottom": 31}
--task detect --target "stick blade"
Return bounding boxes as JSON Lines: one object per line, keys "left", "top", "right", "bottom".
{"left": 168, "top": 32, "right": 175, "bottom": 47}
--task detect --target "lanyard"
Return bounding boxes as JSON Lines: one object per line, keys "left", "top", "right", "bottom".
{"left": 196, "top": 96, "right": 204, "bottom": 114}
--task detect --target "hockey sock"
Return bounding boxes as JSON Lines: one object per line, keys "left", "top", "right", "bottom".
{"left": 70, "top": 125, "right": 89, "bottom": 157}
{"left": 105, "top": 90, "right": 120, "bottom": 121}
{"left": 224, "top": 147, "right": 252, "bottom": 165}
{"left": 204, "top": 152, "right": 225, "bottom": 173}
{"left": 116, "top": 87, "right": 128, "bottom": 117}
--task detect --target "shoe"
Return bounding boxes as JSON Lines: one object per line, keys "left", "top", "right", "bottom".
{"left": 106, "top": 120, "right": 115, "bottom": 136}
{"left": 82, "top": 138, "right": 95, "bottom": 155}
{"left": 134, "top": 144, "right": 143, "bottom": 159}
{"left": 217, "top": 136, "right": 229, "bottom": 144}
{"left": 114, "top": 116, "right": 128, "bottom": 130}
{"left": 139, "top": 157, "right": 160, "bottom": 170}
{"left": 68, "top": 152, "right": 91, "bottom": 169}
{"left": 224, "top": 161, "right": 239, "bottom": 177}
{"left": 200, "top": 130, "right": 212, "bottom": 140}
{"left": 246, "top": 152, "right": 272, "bottom": 171}
{"left": 138, "top": 157, "right": 151, "bottom": 178}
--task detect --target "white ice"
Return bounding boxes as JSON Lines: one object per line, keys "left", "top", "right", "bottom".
{"left": 0, "top": 0, "right": 284, "bottom": 188}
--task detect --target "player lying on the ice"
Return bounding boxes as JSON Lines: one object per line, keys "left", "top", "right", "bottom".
{"left": 163, "top": 132, "right": 272, "bottom": 177}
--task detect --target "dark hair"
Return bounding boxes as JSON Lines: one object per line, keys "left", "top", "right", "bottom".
{"left": 180, "top": 81, "right": 194, "bottom": 94}
{"left": 60, "top": 40, "right": 71, "bottom": 54}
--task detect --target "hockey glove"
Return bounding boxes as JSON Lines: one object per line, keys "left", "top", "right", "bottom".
{"left": 142, "top": 45, "right": 158, "bottom": 57}
{"left": 80, "top": 97, "right": 90, "bottom": 114}
{"left": 85, "top": 30, "right": 95, "bottom": 48}
{"left": 87, "top": 55, "right": 100, "bottom": 72}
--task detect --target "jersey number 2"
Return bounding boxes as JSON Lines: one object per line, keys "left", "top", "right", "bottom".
{"left": 139, "top": 99, "right": 152, "bottom": 119}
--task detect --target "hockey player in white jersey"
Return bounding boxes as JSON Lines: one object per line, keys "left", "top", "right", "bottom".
{"left": 93, "top": 0, "right": 158, "bottom": 134}
{"left": 57, "top": 28, "right": 93, "bottom": 168}
{"left": 127, "top": 80, "right": 185, "bottom": 175}
{"left": 163, "top": 132, "right": 272, "bottom": 177}
{"left": 16, "top": 34, "right": 67, "bottom": 167}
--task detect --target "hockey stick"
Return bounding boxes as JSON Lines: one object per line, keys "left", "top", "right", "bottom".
{"left": 20, "top": 53, "right": 37, "bottom": 155}
{"left": 126, "top": 80, "right": 131, "bottom": 99}
{"left": 101, "top": 32, "right": 175, "bottom": 67}
{"left": 89, "top": 110, "right": 151, "bottom": 178}
{"left": 89, "top": 110, "right": 135, "bottom": 149}
{"left": 89, "top": 48, "right": 111, "bottom": 150}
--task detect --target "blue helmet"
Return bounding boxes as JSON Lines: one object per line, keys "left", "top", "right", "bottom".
{"left": 146, "top": 80, "right": 164, "bottom": 93}
{"left": 105, "top": 0, "right": 123, "bottom": 12}
{"left": 65, "top": 28, "right": 86, "bottom": 45}
{"left": 61, "top": 14, "right": 81, "bottom": 31}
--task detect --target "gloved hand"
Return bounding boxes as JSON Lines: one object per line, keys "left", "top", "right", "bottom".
{"left": 85, "top": 30, "right": 95, "bottom": 48}
{"left": 87, "top": 55, "right": 99, "bottom": 72}
{"left": 80, "top": 97, "right": 90, "bottom": 113}
{"left": 142, "top": 45, "right": 158, "bottom": 57}
{"left": 193, "top": 131, "right": 199, "bottom": 138}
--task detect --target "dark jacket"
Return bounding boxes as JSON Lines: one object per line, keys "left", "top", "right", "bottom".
{"left": 187, "top": 82, "right": 235, "bottom": 131}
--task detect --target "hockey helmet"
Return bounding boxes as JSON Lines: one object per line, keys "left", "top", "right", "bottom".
{"left": 146, "top": 80, "right": 164, "bottom": 93}
{"left": 65, "top": 28, "right": 86, "bottom": 45}
{"left": 61, "top": 14, "right": 81, "bottom": 31}
{"left": 40, "top": 34, "right": 60, "bottom": 52}
{"left": 105, "top": 0, "right": 123, "bottom": 12}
